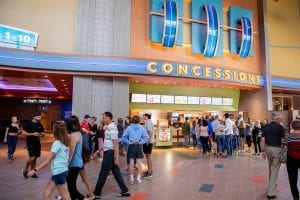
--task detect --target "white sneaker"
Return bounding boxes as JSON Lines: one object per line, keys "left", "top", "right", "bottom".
{"left": 137, "top": 179, "right": 141, "bottom": 184}
{"left": 130, "top": 180, "right": 134, "bottom": 185}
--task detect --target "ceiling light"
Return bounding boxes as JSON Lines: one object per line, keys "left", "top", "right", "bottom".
{"left": 135, "top": 81, "right": 139, "bottom": 83}
{"left": 61, "top": 80, "right": 65, "bottom": 82}
{"left": 44, "top": 75, "right": 48, "bottom": 78}
{"left": 63, "top": 84, "right": 67, "bottom": 86}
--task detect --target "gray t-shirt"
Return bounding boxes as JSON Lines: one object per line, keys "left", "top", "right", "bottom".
{"left": 103, "top": 122, "right": 118, "bottom": 152}
{"left": 144, "top": 119, "right": 154, "bottom": 143}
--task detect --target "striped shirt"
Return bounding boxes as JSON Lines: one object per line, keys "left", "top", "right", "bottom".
{"left": 287, "top": 133, "right": 300, "bottom": 160}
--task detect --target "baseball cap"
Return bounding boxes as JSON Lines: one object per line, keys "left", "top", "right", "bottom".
{"left": 34, "top": 111, "right": 41, "bottom": 117}
{"left": 84, "top": 114, "right": 90, "bottom": 119}
{"left": 143, "top": 111, "right": 152, "bottom": 116}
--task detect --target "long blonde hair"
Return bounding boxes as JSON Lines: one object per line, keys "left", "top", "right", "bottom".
{"left": 53, "top": 121, "right": 69, "bottom": 147}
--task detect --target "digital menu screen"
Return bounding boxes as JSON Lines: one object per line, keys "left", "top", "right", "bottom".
{"left": 188, "top": 96, "right": 200, "bottom": 105}
{"left": 175, "top": 96, "right": 188, "bottom": 104}
{"left": 223, "top": 98, "right": 233, "bottom": 106}
{"left": 212, "top": 97, "right": 223, "bottom": 105}
{"left": 200, "top": 97, "right": 212, "bottom": 105}
{"left": 161, "top": 95, "right": 175, "bottom": 104}
{"left": 147, "top": 94, "right": 161, "bottom": 104}
{"left": 131, "top": 93, "right": 146, "bottom": 103}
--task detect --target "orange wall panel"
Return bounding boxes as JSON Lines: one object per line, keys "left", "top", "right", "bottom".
{"left": 130, "top": 0, "right": 262, "bottom": 75}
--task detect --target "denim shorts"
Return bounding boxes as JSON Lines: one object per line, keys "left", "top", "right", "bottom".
{"left": 51, "top": 171, "right": 68, "bottom": 185}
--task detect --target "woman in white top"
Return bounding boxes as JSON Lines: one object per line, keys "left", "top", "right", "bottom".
{"left": 199, "top": 119, "right": 210, "bottom": 155}
{"left": 215, "top": 120, "right": 225, "bottom": 157}
{"left": 195, "top": 119, "right": 202, "bottom": 150}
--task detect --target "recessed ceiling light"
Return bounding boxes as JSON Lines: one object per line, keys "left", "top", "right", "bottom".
{"left": 63, "top": 84, "right": 67, "bottom": 86}
{"left": 135, "top": 81, "right": 139, "bottom": 83}
{"left": 44, "top": 75, "right": 48, "bottom": 78}
{"left": 61, "top": 80, "right": 65, "bottom": 82}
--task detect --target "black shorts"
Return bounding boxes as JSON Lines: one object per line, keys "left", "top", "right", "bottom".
{"left": 127, "top": 144, "right": 144, "bottom": 159}
{"left": 143, "top": 143, "right": 153, "bottom": 155}
{"left": 27, "top": 143, "right": 41, "bottom": 158}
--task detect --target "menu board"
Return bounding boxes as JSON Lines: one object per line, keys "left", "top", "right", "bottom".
{"left": 212, "top": 97, "right": 223, "bottom": 105}
{"left": 223, "top": 98, "right": 233, "bottom": 106}
{"left": 175, "top": 96, "right": 188, "bottom": 104}
{"left": 161, "top": 95, "right": 175, "bottom": 104}
{"left": 188, "top": 96, "right": 200, "bottom": 105}
{"left": 158, "top": 129, "right": 171, "bottom": 142}
{"left": 200, "top": 97, "right": 212, "bottom": 105}
{"left": 147, "top": 94, "right": 161, "bottom": 104}
{"left": 131, "top": 93, "right": 146, "bottom": 103}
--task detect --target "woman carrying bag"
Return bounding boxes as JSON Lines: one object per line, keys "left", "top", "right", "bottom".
{"left": 286, "top": 120, "right": 300, "bottom": 200}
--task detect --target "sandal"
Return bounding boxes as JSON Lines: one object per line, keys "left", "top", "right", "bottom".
{"left": 7, "top": 159, "right": 12, "bottom": 164}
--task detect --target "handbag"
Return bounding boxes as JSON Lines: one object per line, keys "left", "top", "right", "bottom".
{"left": 279, "top": 145, "right": 287, "bottom": 163}
{"left": 279, "top": 136, "right": 288, "bottom": 163}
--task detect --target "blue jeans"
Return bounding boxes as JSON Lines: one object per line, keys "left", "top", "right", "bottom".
{"left": 183, "top": 134, "right": 190, "bottom": 147}
{"left": 197, "top": 137, "right": 202, "bottom": 149}
{"left": 225, "top": 135, "right": 233, "bottom": 156}
{"left": 232, "top": 135, "right": 240, "bottom": 150}
{"left": 192, "top": 134, "right": 197, "bottom": 147}
{"left": 216, "top": 135, "right": 225, "bottom": 154}
{"left": 7, "top": 135, "right": 18, "bottom": 159}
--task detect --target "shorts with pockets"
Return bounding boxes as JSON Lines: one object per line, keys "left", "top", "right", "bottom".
{"left": 51, "top": 171, "right": 68, "bottom": 185}
{"left": 27, "top": 143, "right": 41, "bottom": 158}
{"left": 143, "top": 143, "right": 153, "bottom": 155}
{"left": 128, "top": 144, "right": 144, "bottom": 159}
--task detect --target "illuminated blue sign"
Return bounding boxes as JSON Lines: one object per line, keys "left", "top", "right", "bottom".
{"left": 0, "top": 24, "right": 38, "bottom": 50}
{"left": 239, "top": 17, "right": 252, "bottom": 58}
{"left": 162, "top": 0, "right": 178, "bottom": 47}
{"left": 150, "top": 1, "right": 254, "bottom": 58}
{"left": 203, "top": 4, "right": 219, "bottom": 57}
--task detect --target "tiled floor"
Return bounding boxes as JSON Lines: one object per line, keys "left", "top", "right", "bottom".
{"left": 0, "top": 135, "right": 298, "bottom": 200}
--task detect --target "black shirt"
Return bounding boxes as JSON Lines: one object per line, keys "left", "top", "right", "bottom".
{"left": 262, "top": 121, "right": 285, "bottom": 146}
{"left": 24, "top": 121, "right": 44, "bottom": 145}
{"left": 89, "top": 123, "right": 98, "bottom": 142}
{"left": 8, "top": 125, "right": 19, "bottom": 133}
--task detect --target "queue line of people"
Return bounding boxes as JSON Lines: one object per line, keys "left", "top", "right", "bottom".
{"left": 184, "top": 113, "right": 265, "bottom": 158}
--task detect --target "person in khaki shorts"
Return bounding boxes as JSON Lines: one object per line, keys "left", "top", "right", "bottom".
{"left": 261, "top": 113, "right": 285, "bottom": 199}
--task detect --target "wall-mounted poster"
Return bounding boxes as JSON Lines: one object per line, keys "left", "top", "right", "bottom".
{"left": 223, "top": 98, "right": 233, "bottom": 106}
{"left": 131, "top": 93, "right": 146, "bottom": 103}
{"left": 147, "top": 94, "right": 161, "bottom": 104}
{"left": 212, "top": 97, "right": 222, "bottom": 105}
{"left": 175, "top": 96, "right": 188, "bottom": 104}
{"left": 188, "top": 96, "right": 200, "bottom": 105}
{"left": 161, "top": 95, "right": 175, "bottom": 104}
{"left": 200, "top": 97, "right": 212, "bottom": 105}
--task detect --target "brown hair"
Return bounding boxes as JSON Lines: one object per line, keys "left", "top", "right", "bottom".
{"left": 132, "top": 115, "right": 140, "bottom": 124}
{"left": 291, "top": 120, "right": 300, "bottom": 131}
{"left": 53, "top": 121, "right": 69, "bottom": 147}
{"left": 66, "top": 115, "right": 81, "bottom": 133}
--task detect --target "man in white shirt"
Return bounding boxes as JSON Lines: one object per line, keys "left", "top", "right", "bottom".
{"left": 224, "top": 113, "right": 233, "bottom": 158}
{"left": 94, "top": 112, "right": 130, "bottom": 199}
{"left": 143, "top": 112, "right": 154, "bottom": 178}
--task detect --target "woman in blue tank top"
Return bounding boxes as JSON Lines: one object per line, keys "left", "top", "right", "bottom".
{"left": 66, "top": 115, "right": 84, "bottom": 200}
